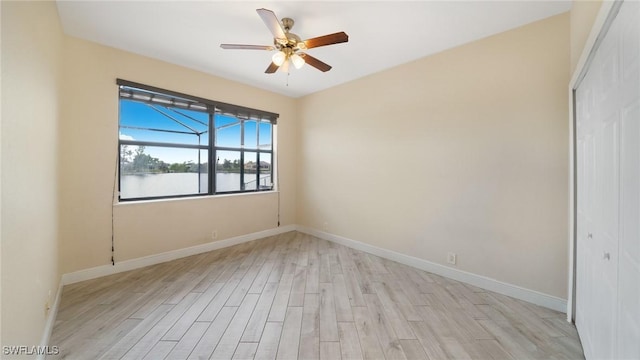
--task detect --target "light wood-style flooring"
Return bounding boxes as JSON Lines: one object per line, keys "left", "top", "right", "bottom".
{"left": 49, "top": 231, "right": 584, "bottom": 359}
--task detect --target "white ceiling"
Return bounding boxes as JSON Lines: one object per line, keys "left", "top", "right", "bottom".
{"left": 56, "top": 1, "right": 571, "bottom": 98}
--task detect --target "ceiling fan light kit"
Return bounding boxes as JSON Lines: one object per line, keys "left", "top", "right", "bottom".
{"left": 220, "top": 8, "right": 348, "bottom": 74}
{"left": 272, "top": 51, "right": 287, "bottom": 67}
{"left": 290, "top": 53, "right": 305, "bottom": 69}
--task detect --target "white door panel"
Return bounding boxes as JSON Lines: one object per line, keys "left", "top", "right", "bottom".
{"left": 575, "top": 1, "right": 639, "bottom": 359}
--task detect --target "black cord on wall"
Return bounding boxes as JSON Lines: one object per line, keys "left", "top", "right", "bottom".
{"left": 276, "top": 127, "right": 281, "bottom": 227}
{"left": 111, "top": 145, "right": 117, "bottom": 266}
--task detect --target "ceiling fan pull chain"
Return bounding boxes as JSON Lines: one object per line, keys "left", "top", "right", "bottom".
{"left": 286, "top": 72, "right": 289, "bottom": 87}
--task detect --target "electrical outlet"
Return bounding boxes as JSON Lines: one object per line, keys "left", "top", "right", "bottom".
{"left": 211, "top": 230, "right": 218, "bottom": 240}
{"left": 447, "top": 252, "right": 457, "bottom": 265}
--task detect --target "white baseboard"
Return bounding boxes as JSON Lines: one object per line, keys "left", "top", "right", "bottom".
{"left": 57, "top": 223, "right": 566, "bottom": 313}
{"left": 61, "top": 224, "right": 297, "bottom": 285}
{"left": 297, "top": 226, "right": 567, "bottom": 313}
{"left": 38, "top": 281, "right": 63, "bottom": 360}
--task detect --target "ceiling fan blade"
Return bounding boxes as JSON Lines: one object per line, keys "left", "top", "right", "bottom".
{"left": 299, "top": 53, "right": 332, "bottom": 72}
{"left": 303, "top": 32, "right": 348, "bottom": 49}
{"left": 256, "top": 8, "right": 286, "bottom": 41}
{"left": 265, "top": 62, "right": 279, "bottom": 74}
{"left": 220, "top": 44, "right": 275, "bottom": 51}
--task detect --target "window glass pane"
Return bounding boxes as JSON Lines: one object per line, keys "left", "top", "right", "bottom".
{"left": 119, "top": 99, "right": 209, "bottom": 146}
{"left": 244, "top": 120, "right": 258, "bottom": 149}
{"left": 199, "top": 149, "right": 208, "bottom": 193}
{"left": 215, "top": 114, "right": 241, "bottom": 148}
{"left": 216, "top": 150, "right": 241, "bottom": 192}
{"left": 244, "top": 152, "right": 257, "bottom": 190}
{"left": 119, "top": 145, "right": 207, "bottom": 199}
{"left": 259, "top": 122, "right": 272, "bottom": 150}
{"left": 258, "top": 152, "right": 273, "bottom": 190}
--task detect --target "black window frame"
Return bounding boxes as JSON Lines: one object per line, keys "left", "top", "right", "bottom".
{"left": 117, "top": 79, "right": 278, "bottom": 202}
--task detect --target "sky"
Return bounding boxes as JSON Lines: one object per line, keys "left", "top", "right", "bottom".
{"left": 119, "top": 99, "right": 272, "bottom": 165}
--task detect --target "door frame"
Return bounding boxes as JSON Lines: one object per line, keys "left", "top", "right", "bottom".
{"left": 567, "top": 0, "right": 623, "bottom": 322}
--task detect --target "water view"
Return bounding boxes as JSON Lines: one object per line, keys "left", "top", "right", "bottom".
{"left": 120, "top": 172, "right": 272, "bottom": 199}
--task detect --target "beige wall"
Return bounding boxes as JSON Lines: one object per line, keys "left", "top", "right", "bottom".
{"left": 570, "top": 0, "right": 604, "bottom": 74}
{"left": 1, "top": 1, "right": 63, "bottom": 353}
{"left": 59, "top": 37, "right": 297, "bottom": 273}
{"left": 298, "top": 13, "right": 570, "bottom": 298}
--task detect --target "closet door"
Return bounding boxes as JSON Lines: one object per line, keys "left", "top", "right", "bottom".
{"left": 575, "top": 1, "right": 639, "bottom": 359}
{"left": 576, "top": 60, "right": 599, "bottom": 359}
{"left": 617, "top": 1, "right": 640, "bottom": 359}
{"left": 576, "top": 39, "right": 619, "bottom": 360}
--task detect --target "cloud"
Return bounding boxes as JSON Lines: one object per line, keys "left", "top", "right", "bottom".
{"left": 119, "top": 132, "right": 135, "bottom": 141}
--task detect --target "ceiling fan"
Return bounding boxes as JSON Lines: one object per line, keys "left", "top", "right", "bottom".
{"left": 220, "top": 8, "right": 348, "bottom": 74}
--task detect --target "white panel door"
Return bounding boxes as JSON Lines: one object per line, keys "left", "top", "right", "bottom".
{"left": 576, "top": 68, "right": 599, "bottom": 359}
{"left": 575, "top": 1, "right": 640, "bottom": 359}
{"left": 617, "top": 1, "right": 640, "bottom": 359}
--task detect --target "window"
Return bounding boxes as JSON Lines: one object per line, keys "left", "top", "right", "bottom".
{"left": 117, "top": 79, "right": 277, "bottom": 201}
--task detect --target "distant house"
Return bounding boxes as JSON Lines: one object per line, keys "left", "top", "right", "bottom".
{"left": 244, "top": 161, "right": 271, "bottom": 171}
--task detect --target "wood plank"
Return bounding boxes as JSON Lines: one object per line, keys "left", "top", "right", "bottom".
{"left": 305, "top": 237, "right": 320, "bottom": 294}
{"left": 319, "top": 283, "right": 339, "bottom": 342}
{"left": 486, "top": 293, "right": 564, "bottom": 337}
{"left": 121, "top": 292, "right": 201, "bottom": 360}
{"left": 440, "top": 337, "right": 473, "bottom": 360}
{"left": 378, "top": 275, "right": 422, "bottom": 321}
{"left": 210, "top": 294, "right": 260, "bottom": 359}
{"left": 352, "top": 307, "right": 385, "bottom": 360}
{"left": 478, "top": 339, "right": 516, "bottom": 360}
{"left": 69, "top": 318, "right": 142, "bottom": 360}
{"left": 187, "top": 307, "right": 237, "bottom": 360}
{"left": 345, "top": 248, "right": 375, "bottom": 294}
{"left": 363, "top": 293, "right": 408, "bottom": 360}
{"left": 328, "top": 245, "right": 342, "bottom": 275}
{"left": 141, "top": 341, "right": 176, "bottom": 360}
{"left": 226, "top": 253, "right": 267, "bottom": 306}
{"left": 163, "top": 282, "right": 224, "bottom": 340}
{"left": 337, "top": 247, "right": 371, "bottom": 299}
{"left": 478, "top": 319, "right": 542, "bottom": 360}
{"left": 196, "top": 279, "right": 240, "bottom": 321}
{"left": 276, "top": 307, "right": 303, "bottom": 359}
{"left": 338, "top": 322, "right": 364, "bottom": 360}
{"left": 372, "top": 282, "right": 415, "bottom": 339}
{"left": 98, "top": 304, "right": 173, "bottom": 360}
{"left": 318, "top": 240, "right": 332, "bottom": 283}
{"left": 248, "top": 247, "right": 279, "bottom": 294}
{"left": 164, "top": 322, "right": 209, "bottom": 360}
{"left": 289, "top": 266, "right": 307, "bottom": 307}
{"left": 267, "top": 274, "right": 294, "bottom": 322}
{"left": 299, "top": 294, "right": 320, "bottom": 360}
{"left": 399, "top": 339, "right": 429, "bottom": 360}
{"left": 254, "top": 322, "right": 283, "bottom": 360}
{"left": 241, "top": 282, "right": 279, "bottom": 342}
{"left": 320, "top": 342, "right": 342, "bottom": 360}
{"left": 233, "top": 342, "right": 259, "bottom": 360}
{"left": 332, "top": 274, "right": 354, "bottom": 321}
{"left": 408, "top": 319, "right": 448, "bottom": 360}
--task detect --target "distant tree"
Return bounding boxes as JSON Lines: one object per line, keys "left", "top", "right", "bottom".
{"left": 127, "top": 146, "right": 163, "bottom": 174}
{"left": 120, "top": 145, "right": 133, "bottom": 164}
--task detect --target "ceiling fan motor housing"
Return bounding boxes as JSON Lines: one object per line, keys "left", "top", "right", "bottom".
{"left": 274, "top": 18, "right": 303, "bottom": 49}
